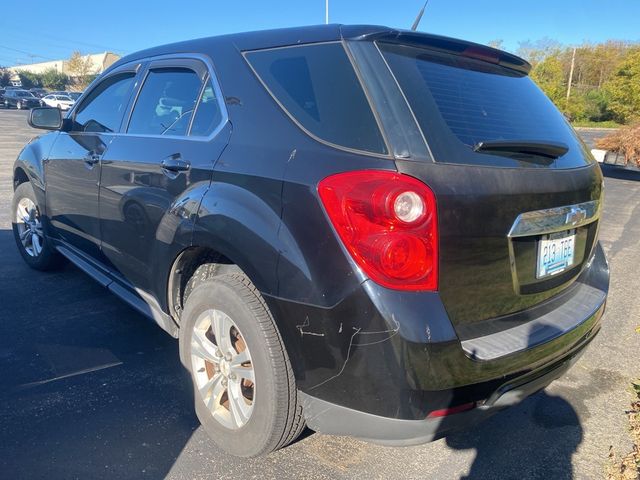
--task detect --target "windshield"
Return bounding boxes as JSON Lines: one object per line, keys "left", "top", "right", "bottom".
{"left": 378, "top": 42, "right": 591, "bottom": 168}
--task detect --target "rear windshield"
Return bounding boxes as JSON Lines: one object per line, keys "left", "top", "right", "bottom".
{"left": 245, "top": 43, "right": 387, "bottom": 155}
{"left": 378, "top": 42, "right": 588, "bottom": 168}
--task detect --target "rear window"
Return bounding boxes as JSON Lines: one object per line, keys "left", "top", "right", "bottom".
{"left": 245, "top": 43, "right": 387, "bottom": 155}
{"left": 378, "top": 42, "right": 587, "bottom": 168}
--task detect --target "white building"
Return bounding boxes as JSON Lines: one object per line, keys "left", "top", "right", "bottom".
{"left": 8, "top": 52, "right": 120, "bottom": 76}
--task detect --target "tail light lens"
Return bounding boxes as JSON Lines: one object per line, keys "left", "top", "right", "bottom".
{"left": 318, "top": 170, "right": 438, "bottom": 291}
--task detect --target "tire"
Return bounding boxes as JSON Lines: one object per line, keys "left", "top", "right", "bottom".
{"left": 12, "top": 182, "right": 64, "bottom": 270}
{"left": 179, "top": 271, "right": 305, "bottom": 457}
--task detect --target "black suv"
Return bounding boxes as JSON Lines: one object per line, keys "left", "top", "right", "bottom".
{"left": 12, "top": 25, "right": 608, "bottom": 457}
{"left": 4, "top": 89, "right": 41, "bottom": 109}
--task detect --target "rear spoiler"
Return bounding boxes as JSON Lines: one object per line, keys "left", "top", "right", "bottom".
{"left": 340, "top": 26, "right": 531, "bottom": 75}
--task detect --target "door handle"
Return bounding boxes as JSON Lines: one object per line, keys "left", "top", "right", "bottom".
{"left": 161, "top": 157, "right": 191, "bottom": 173}
{"left": 83, "top": 153, "right": 100, "bottom": 167}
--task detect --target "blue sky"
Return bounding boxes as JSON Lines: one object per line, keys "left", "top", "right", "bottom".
{"left": 1, "top": 0, "right": 638, "bottom": 66}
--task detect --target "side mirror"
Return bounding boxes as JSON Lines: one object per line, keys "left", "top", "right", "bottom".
{"left": 28, "top": 107, "right": 62, "bottom": 130}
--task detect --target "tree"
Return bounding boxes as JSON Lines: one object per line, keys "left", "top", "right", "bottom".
{"left": 517, "top": 37, "right": 562, "bottom": 65}
{"left": 603, "top": 49, "right": 640, "bottom": 124}
{"left": 487, "top": 39, "right": 504, "bottom": 50}
{"left": 40, "top": 68, "right": 68, "bottom": 90}
{"left": 0, "top": 68, "right": 11, "bottom": 87}
{"left": 530, "top": 54, "right": 565, "bottom": 105}
{"left": 15, "top": 70, "right": 42, "bottom": 89}
{"left": 66, "top": 51, "right": 94, "bottom": 89}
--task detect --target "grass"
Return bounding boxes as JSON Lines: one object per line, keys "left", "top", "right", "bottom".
{"left": 606, "top": 380, "right": 640, "bottom": 479}
{"left": 572, "top": 120, "right": 623, "bottom": 129}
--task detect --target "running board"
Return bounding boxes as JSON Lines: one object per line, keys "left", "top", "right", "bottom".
{"left": 55, "top": 243, "right": 179, "bottom": 338}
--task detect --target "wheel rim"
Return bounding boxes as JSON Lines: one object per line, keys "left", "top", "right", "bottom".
{"left": 191, "top": 309, "right": 255, "bottom": 430}
{"left": 15, "top": 197, "right": 44, "bottom": 257}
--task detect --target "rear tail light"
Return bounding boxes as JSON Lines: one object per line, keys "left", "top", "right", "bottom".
{"left": 318, "top": 170, "right": 438, "bottom": 291}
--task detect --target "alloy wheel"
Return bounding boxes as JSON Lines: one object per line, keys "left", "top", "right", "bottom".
{"left": 15, "top": 198, "right": 44, "bottom": 257}
{"left": 191, "top": 309, "right": 255, "bottom": 429}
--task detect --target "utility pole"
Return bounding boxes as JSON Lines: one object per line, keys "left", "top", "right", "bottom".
{"left": 325, "top": 0, "right": 329, "bottom": 24}
{"left": 566, "top": 46, "right": 577, "bottom": 102}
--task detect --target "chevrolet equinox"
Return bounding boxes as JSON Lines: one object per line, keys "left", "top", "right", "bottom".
{"left": 12, "top": 25, "right": 609, "bottom": 457}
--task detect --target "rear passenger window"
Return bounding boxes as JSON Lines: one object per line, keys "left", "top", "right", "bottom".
{"left": 74, "top": 72, "right": 135, "bottom": 133}
{"left": 245, "top": 43, "right": 387, "bottom": 154}
{"left": 190, "top": 79, "right": 223, "bottom": 136}
{"left": 128, "top": 68, "right": 202, "bottom": 136}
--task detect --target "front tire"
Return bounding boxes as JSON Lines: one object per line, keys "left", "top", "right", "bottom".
{"left": 12, "top": 182, "right": 63, "bottom": 270}
{"left": 179, "top": 271, "right": 304, "bottom": 457}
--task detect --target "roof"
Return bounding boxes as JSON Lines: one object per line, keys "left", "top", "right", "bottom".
{"left": 109, "top": 24, "right": 530, "bottom": 75}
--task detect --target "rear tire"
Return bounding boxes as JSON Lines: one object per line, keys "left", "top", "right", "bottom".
{"left": 12, "top": 182, "right": 64, "bottom": 270}
{"left": 179, "top": 271, "right": 304, "bottom": 457}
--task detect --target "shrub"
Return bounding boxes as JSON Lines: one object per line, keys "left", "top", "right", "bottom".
{"left": 596, "top": 123, "right": 640, "bottom": 166}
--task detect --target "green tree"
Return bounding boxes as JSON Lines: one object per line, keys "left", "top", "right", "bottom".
{"left": 0, "top": 68, "right": 11, "bottom": 87}
{"left": 603, "top": 49, "right": 640, "bottom": 123}
{"left": 40, "top": 68, "right": 68, "bottom": 90}
{"left": 530, "top": 54, "right": 565, "bottom": 105}
{"left": 15, "top": 70, "right": 42, "bottom": 89}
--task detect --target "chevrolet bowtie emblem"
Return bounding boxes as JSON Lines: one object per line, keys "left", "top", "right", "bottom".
{"left": 565, "top": 206, "right": 587, "bottom": 226}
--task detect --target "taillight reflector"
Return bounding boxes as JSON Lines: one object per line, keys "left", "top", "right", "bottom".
{"left": 426, "top": 402, "right": 476, "bottom": 418}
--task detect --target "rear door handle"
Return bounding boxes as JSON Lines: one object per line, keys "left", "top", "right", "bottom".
{"left": 83, "top": 153, "right": 100, "bottom": 167}
{"left": 161, "top": 157, "right": 191, "bottom": 173}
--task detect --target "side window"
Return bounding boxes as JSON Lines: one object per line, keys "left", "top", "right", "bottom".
{"left": 74, "top": 72, "right": 135, "bottom": 133}
{"left": 245, "top": 43, "right": 387, "bottom": 154}
{"left": 190, "top": 78, "right": 223, "bottom": 136}
{"left": 127, "top": 68, "right": 202, "bottom": 136}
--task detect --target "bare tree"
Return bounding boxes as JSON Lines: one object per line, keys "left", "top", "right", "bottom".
{"left": 66, "top": 51, "right": 94, "bottom": 89}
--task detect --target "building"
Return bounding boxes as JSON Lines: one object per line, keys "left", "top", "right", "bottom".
{"left": 7, "top": 52, "right": 120, "bottom": 77}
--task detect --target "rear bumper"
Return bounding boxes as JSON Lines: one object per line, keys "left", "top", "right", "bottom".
{"left": 266, "top": 242, "right": 608, "bottom": 434}
{"left": 300, "top": 330, "right": 593, "bottom": 446}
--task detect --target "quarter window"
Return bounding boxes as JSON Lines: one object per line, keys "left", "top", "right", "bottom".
{"left": 190, "top": 79, "right": 223, "bottom": 137}
{"left": 245, "top": 43, "right": 387, "bottom": 154}
{"left": 74, "top": 72, "right": 135, "bottom": 133}
{"left": 127, "top": 68, "right": 202, "bottom": 136}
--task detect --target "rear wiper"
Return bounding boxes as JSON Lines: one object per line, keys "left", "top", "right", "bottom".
{"left": 473, "top": 140, "right": 569, "bottom": 159}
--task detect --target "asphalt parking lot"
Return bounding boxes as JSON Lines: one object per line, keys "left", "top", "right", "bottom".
{"left": 0, "top": 110, "right": 638, "bottom": 479}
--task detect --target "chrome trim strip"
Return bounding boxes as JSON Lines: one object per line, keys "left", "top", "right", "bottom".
{"left": 508, "top": 199, "right": 601, "bottom": 238}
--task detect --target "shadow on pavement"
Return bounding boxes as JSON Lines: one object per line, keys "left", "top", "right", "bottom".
{"left": 446, "top": 390, "right": 582, "bottom": 480}
{"left": 0, "top": 229, "right": 199, "bottom": 479}
{"left": 442, "top": 323, "right": 585, "bottom": 479}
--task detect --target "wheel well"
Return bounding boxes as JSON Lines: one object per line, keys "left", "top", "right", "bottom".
{"left": 13, "top": 167, "right": 29, "bottom": 190}
{"left": 167, "top": 246, "right": 240, "bottom": 324}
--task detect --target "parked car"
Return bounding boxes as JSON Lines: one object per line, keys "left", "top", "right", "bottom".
{"left": 3, "top": 89, "right": 41, "bottom": 109}
{"left": 41, "top": 94, "right": 75, "bottom": 110}
{"left": 29, "top": 88, "right": 48, "bottom": 98}
{"left": 13, "top": 25, "right": 608, "bottom": 457}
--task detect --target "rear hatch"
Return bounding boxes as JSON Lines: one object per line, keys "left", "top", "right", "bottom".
{"left": 375, "top": 38, "right": 603, "bottom": 337}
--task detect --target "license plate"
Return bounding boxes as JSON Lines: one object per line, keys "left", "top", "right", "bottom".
{"left": 536, "top": 231, "right": 575, "bottom": 278}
